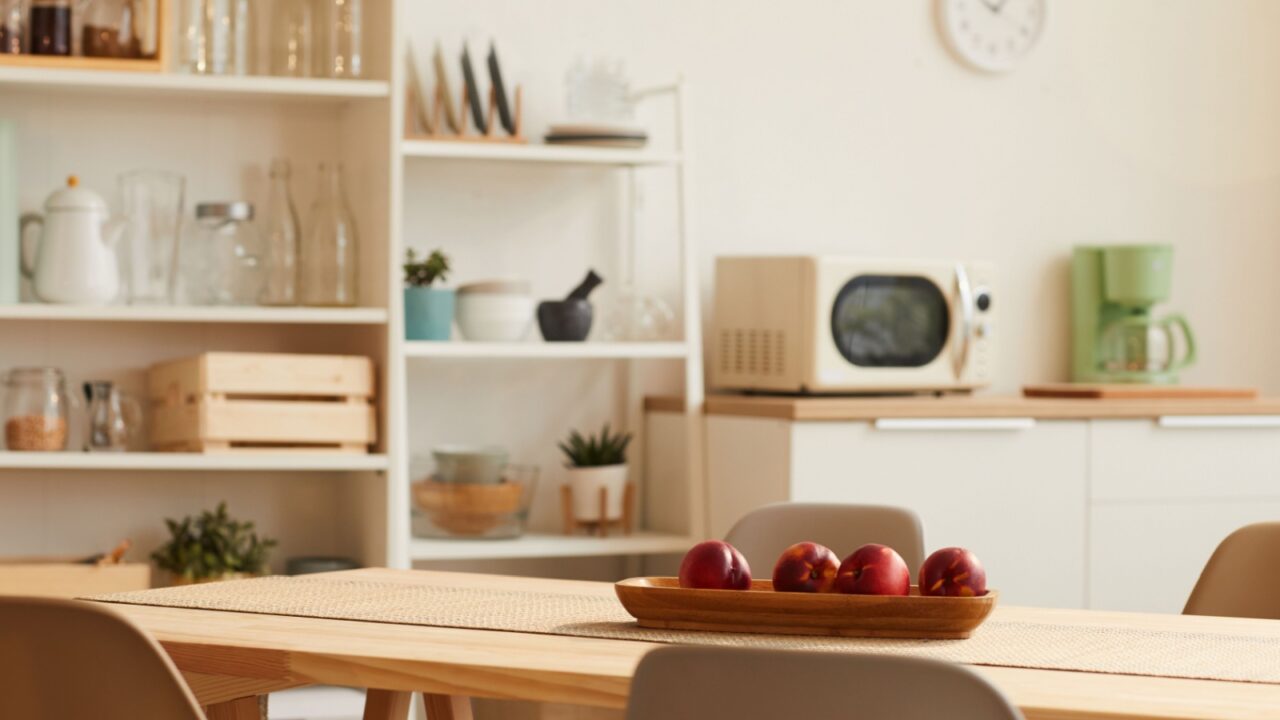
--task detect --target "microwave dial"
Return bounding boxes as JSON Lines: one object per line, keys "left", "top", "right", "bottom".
{"left": 975, "top": 288, "right": 992, "bottom": 312}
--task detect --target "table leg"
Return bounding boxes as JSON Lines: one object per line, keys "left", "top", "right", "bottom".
{"left": 205, "top": 694, "right": 267, "bottom": 720}
{"left": 363, "top": 689, "right": 412, "bottom": 720}
{"left": 423, "top": 693, "right": 474, "bottom": 720}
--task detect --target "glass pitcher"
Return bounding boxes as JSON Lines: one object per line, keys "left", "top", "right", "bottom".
{"left": 82, "top": 381, "right": 142, "bottom": 452}
{"left": 1099, "top": 314, "right": 1197, "bottom": 376}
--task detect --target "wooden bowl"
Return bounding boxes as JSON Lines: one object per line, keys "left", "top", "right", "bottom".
{"left": 412, "top": 481, "right": 526, "bottom": 535}
{"left": 615, "top": 577, "right": 997, "bottom": 639}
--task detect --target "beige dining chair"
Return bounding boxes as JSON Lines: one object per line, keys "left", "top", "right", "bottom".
{"left": 0, "top": 596, "right": 207, "bottom": 720}
{"left": 627, "top": 646, "right": 1023, "bottom": 720}
{"left": 1184, "top": 522, "right": 1280, "bottom": 619}
{"left": 725, "top": 502, "right": 926, "bottom": 573}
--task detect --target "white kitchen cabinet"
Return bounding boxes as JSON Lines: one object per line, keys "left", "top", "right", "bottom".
{"left": 705, "top": 416, "right": 1089, "bottom": 608}
{"left": 1087, "top": 418, "right": 1280, "bottom": 613}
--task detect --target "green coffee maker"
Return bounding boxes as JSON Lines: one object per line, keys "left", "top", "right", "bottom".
{"left": 1072, "top": 244, "right": 1196, "bottom": 384}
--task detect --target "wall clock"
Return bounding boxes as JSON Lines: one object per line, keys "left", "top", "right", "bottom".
{"left": 938, "top": 0, "right": 1045, "bottom": 73}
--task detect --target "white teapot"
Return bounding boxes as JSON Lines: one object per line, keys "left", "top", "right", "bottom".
{"left": 20, "top": 175, "right": 125, "bottom": 305}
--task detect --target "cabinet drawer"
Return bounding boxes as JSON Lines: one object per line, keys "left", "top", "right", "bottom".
{"left": 1089, "top": 500, "right": 1280, "bottom": 613}
{"left": 789, "top": 420, "right": 1088, "bottom": 608}
{"left": 1090, "top": 419, "right": 1280, "bottom": 501}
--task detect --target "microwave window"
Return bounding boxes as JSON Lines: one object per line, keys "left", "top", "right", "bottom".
{"left": 830, "top": 275, "right": 950, "bottom": 367}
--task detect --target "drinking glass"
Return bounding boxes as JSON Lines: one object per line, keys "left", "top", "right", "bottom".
{"left": 119, "top": 169, "right": 185, "bottom": 305}
{"left": 318, "top": 0, "right": 361, "bottom": 78}
{"left": 269, "top": 0, "right": 312, "bottom": 77}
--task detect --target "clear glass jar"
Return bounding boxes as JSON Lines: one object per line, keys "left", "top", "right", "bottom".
{"left": 30, "top": 0, "right": 70, "bottom": 55}
{"left": 81, "top": 0, "right": 141, "bottom": 58}
{"left": 1, "top": 0, "right": 27, "bottom": 54}
{"left": 269, "top": 0, "right": 311, "bottom": 77}
{"left": 301, "top": 163, "right": 358, "bottom": 306}
{"left": 191, "top": 202, "right": 262, "bottom": 305}
{"left": 179, "top": 0, "right": 245, "bottom": 74}
{"left": 261, "top": 159, "right": 299, "bottom": 306}
{"left": 318, "top": 0, "right": 361, "bottom": 78}
{"left": 3, "top": 367, "right": 70, "bottom": 451}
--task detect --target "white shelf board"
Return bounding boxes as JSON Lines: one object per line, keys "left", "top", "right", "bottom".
{"left": 403, "top": 341, "right": 689, "bottom": 359}
{"left": 401, "top": 140, "right": 681, "bottom": 167}
{"left": 0, "top": 304, "right": 388, "bottom": 325}
{"left": 409, "top": 532, "right": 694, "bottom": 561}
{"left": 0, "top": 67, "right": 390, "bottom": 101}
{"left": 0, "top": 451, "right": 389, "bottom": 472}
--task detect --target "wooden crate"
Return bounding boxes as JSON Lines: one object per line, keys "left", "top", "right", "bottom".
{"left": 0, "top": 559, "right": 150, "bottom": 598}
{"left": 148, "top": 352, "right": 377, "bottom": 454}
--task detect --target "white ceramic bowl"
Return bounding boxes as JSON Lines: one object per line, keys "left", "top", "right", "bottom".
{"left": 456, "top": 293, "right": 535, "bottom": 342}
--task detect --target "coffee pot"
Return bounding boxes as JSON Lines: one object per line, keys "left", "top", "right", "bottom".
{"left": 20, "top": 175, "right": 125, "bottom": 304}
{"left": 1098, "top": 313, "right": 1196, "bottom": 376}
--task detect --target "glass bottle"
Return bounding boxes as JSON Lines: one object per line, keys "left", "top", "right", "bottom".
{"left": 318, "top": 0, "right": 361, "bottom": 78}
{"left": 260, "top": 159, "right": 299, "bottom": 306}
{"left": 1, "top": 0, "right": 27, "bottom": 54}
{"left": 270, "top": 0, "right": 311, "bottom": 77}
{"left": 301, "top": 163, "right": 358, "bottom": 307}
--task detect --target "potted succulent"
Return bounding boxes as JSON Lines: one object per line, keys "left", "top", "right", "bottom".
{"left": 403, "top": 248, "right": 453, "bottom": 341}
{"left": 151, "top": 502, "right": 277, "bottom": 585}
{"left": 559, "top": 423, "right": 632, "bottom": 522}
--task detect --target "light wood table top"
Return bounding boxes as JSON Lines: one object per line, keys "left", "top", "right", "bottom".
{"left": 101, "top": 569, "right": 1280, "bottom": 720}
{"left": 646, "top": 394, "right": 1280, "bottom": 421}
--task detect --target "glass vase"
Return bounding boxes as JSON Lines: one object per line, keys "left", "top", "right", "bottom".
{"left": 300, "top": 163, "right": 358, "bottom": 307}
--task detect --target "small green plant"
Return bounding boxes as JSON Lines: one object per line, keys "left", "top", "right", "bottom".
{"left": 558, "top": 423, "right": 633, "bottom": 467}
{"left": 151, "top": 502, "right": 278, "bottom": 582}
{"left": 403, "top": 248, "right": 451, "bottom": 287}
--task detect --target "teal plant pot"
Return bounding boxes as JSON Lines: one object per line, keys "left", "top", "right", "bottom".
{"left": 404, "top": 287, "right": 455, "bottom": 341}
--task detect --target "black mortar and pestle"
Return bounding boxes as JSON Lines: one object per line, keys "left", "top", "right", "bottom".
{"left": 538, "top": 270, "right": 603, "bottom": 342}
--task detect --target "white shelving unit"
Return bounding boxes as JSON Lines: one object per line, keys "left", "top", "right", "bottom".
{"left": 401, "top": 139, "right": 681, "bottom": 167}
{"left": 403, "top": 341, "right": 688, "bottom": 359}
{"left": 409, "top": 532, "right": 697, "bottom": 562}
{"left": 0, "top": 66, "right": 390, "bottom": 101}
{"left": 0, "top": 451, "right": 389, "bottom": 472}
{"left": 0, "top": 304, "right": 388, "bottom": 324}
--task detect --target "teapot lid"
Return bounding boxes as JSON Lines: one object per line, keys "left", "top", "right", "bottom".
{"left": 45, "top": 175, "right": 107, "bottom": 212}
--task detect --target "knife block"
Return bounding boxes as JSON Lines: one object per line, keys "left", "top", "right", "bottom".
{"left": 406, "top": 80, "right": 527, "bottom": 144}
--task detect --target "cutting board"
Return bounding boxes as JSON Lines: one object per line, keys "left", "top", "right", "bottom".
{"left": 1023, "top": 384, "right": 1259, "bottom": 400}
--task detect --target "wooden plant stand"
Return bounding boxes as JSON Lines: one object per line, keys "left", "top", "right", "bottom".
{"left": 406, "top": 79, "right": 527, "bottom": 144}
{"left": 561, "top": 483, "right": 634, "bottom": 537}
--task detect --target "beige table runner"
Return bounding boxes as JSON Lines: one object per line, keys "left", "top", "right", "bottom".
{"left": 91, "top": 575, "right": 1280, "bottom": 685}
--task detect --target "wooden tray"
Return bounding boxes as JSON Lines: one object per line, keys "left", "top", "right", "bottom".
{"left": 1023, "top": 383, "right": 1258, "bottom": 400}
{"left": 615, "top": 577, "right": 997, "bottom": 639}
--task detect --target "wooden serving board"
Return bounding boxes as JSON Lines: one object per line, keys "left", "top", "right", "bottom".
{"left": 1023, "top": 383, "right": 1259, "bottom": 400}
{"left": 615, "top": 577, "right": 996, "bottom": 640}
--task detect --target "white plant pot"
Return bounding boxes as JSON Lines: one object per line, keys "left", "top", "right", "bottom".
{"left": 567, "top": 464, "right": 628, "bottom": 522}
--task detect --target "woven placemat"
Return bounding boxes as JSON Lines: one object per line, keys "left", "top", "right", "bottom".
{"left": 91, "top": 575, "right": 1280, "bottom": 685}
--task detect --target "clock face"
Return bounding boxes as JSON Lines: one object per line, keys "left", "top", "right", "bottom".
{"left": 938, "top": 0, "right": 1045, "bottom": 73}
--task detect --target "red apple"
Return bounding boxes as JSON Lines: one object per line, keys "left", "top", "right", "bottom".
{"left": 834, "top": 543, "right": 910, "bottom": 596}
{"left": 918, "top": 547, "right": 987, "bottom": 597}
{"left": 771, "top": 542, "right": 840, "bottom": 593}
{"left": 678, "top": 540, "right": 752, "bottom": 590}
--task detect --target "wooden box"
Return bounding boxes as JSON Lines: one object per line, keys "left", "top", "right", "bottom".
{"left": 0, "top": 559, "right": 151, "bottom": 598}
{"left": 148, "top": 352, "right": 377, "bottom": 454}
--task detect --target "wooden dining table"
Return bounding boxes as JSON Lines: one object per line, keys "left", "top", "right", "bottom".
{"left": 96, "top": 568, "right": 1280, "bottom": 720}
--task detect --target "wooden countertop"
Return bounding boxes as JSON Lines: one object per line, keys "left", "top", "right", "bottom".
{"left": 645, "top": 395, "right": 1280, "bottom": 421}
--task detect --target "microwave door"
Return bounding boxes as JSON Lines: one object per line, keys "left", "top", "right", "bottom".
{"left": 830, "top": 275, "right": 951, "bottom": 369}
{"left": 952, "top": 264, "right": 975, "bottom": 379}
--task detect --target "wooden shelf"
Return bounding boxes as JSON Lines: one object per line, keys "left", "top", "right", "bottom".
{"left": 401, "top": 140, "right": 681, "bottom": 167}
{"left": 0, "top": 304, "right": 388, "bottom": 325}
{"left": 0, "top": 452, "right": 389, "bottom": 472}
{"left": 0, "top": 67, "right": 390, "bottom": 101}
{"left": 408, "top": 531, "right": 694, "bottom": 561}
{"left": 403, "top": 341, "right": 689, "bottom": 359}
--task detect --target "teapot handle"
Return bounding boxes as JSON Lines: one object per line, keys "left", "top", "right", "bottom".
{"left": 18, "top": 213, "right": 42, "bottom": 280}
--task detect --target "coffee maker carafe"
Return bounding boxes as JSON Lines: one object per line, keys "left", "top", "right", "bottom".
{"left": 1072, "top": 244, "right": 1196, "bottom": 384}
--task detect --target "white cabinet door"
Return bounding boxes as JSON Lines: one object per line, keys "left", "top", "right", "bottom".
{"left": 1090, "top": 500, "right": 1280, "bottom": 613}
{"left": 1088, "top": 418, "right": 1280, "bottom": 613}
{"left": 789, "top": 420, "right": 1089, "bottom": 608}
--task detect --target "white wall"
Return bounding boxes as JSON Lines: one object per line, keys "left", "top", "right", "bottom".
{"left": 409, "top": 0, "right": 1280, "bottom": 393}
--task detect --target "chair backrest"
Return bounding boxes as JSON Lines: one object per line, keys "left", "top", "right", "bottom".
{"left": 1184, "top": 522, "right": 1280, "bottom": 619}
{"left": 724, "top": 502, "right": 926, "bottom": 574}
{"left": 0, "top": 596, "right": 206, "bottom": 720}
{"left": 627, "top": 646, "right": 1023, "bottom": 720}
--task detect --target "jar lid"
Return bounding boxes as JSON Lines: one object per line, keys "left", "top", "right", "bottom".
{"left": 196, "top": 202, "right": 254, "bottom": 221}
{"left": 45, "top": 175, "right": 108, "bottom": 213}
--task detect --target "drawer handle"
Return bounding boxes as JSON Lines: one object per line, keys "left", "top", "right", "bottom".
{"left": 874, "top": 418, "right": 1036, "bottom": 431}
{"left": 1157, "top": 415, "right": 1280, "bottom": 429}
